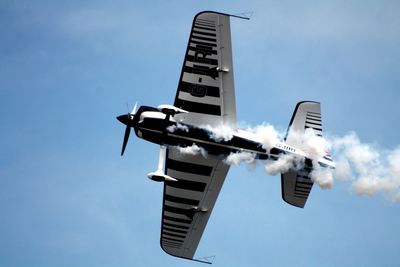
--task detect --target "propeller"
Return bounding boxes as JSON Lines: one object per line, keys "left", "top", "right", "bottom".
{"left": 121, "top": 126, "right": 131, "bottom": 156}
{"left": 131, "top": 102, "right": 138, "bottom": 115}
{"left": 117, "top": 102, "right": 138, "bottom": 156}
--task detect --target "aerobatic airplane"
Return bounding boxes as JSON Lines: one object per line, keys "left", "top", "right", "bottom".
{"left": 117, "top": 11, "right": 334, "bottom": 264}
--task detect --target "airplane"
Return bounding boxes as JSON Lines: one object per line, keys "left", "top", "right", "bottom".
{"left": 116, "top": 11, "right": 335, "bottom": 264}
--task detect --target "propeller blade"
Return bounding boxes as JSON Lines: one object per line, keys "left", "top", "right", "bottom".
{"left": 121, "top": 125, "right": 131, "bottom": 156}
{"left": 131, "top": 101, "right": 138, "bottom": 115}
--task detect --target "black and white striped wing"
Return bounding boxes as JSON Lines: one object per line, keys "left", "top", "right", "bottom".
{"left": 160, "top": 147, "right": 229, "bottom": 261}
{"left": 174, "top": 11, "right": 236, "bottom": 127}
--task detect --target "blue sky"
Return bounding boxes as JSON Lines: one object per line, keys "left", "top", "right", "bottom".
{"left": 1, "top": 1, "right": 400, "bottom": 266}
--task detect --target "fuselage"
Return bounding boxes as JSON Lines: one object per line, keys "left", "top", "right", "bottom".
{"left": 127, "top": 106, "right": 335, "bottom": 169}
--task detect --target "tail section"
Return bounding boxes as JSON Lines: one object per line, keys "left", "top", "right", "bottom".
{"left": 281, "top": 168, "right": 313, "bottom": 208}
{"left": 285, "top": 101, "right": 322, "bottom": 145}
{"left": 281, "top": 101, "right": 322, "bottom": 208}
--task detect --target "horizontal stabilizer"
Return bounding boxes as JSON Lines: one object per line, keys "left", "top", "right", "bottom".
{"left": 282, "top": 101, "right": 321, "bottom": 208}
{"left": 281, "top": 168, "right": 313, "bottom": 208}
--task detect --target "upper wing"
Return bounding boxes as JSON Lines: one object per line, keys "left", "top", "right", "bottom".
{"left": 173, "top": 11, "right": 236, "bottom": 128}
{"left": 160, "top": 147, "right": 229, "bottom": 262}
{"left": 282, "top": 101, "right": 323, "bottom": 208}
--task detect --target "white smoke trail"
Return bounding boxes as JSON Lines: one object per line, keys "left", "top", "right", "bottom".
{"left": 251, "top": 123, "right": 281, "bottom": 150}
{"left": 288, "top": 128, "right": 330, "bottom": 160}
{"left": 330, "top": 133, "right": 400, "bottom": 202}
{"left": 225, "top": 151, "right": 256, "bottom": 165}
{"left": 264, "top": 154, "right": 301, "bottom": 175}
{"left": 310, "top": 165, "right": 335, "bottom": 189}
{"left": 176, "top": 143, "right": 208, "bottom": 158}
{"left": 201, "top": 124, "right": 235, "bottom": 142}
{"left": 217, "top": 124, "right": 400, "bottom": 203}
{"left": 167, "top": 123, "right": 189, "bottom": 133}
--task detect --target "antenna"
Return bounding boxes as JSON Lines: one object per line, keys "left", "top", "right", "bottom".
{"left": 193, "top": 255, "right": 216, "bottom": 264}
{"left": 231, "top": 11, "right": 254, "bottom": 20}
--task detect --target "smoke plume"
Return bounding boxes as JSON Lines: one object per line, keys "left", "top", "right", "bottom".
{"left": 176, "top": 143, "right": 208, "bottom": 158}
{"left": 201, "top": 124, "right": 236, "bottom": 142}
{"left": 167, "top": 123, "right": 189, "bottom": 133}
{"left": 331, "top": 132, "right": 400, "bottom": 202}
{"left": 218, "top": 124, "right": 400, "bottom": 203}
